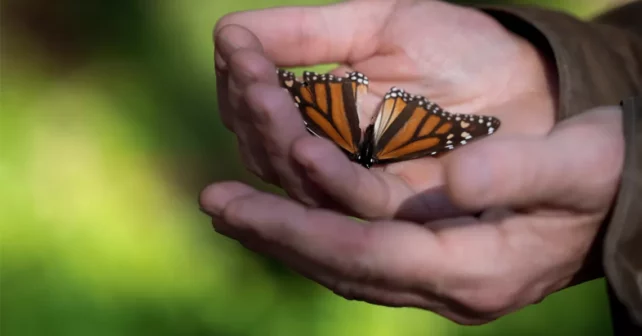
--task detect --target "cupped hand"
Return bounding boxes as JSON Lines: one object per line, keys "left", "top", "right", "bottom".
{"left": 200, "top": 107, "right": 624, "bottom": 325}
{"left": 214, "top": 0, "right": 557, "bottom": 221}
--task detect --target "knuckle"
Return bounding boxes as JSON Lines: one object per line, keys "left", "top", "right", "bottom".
{"left": 282, "top": 181, "right": 323, "bottom": 207}
{"left": 213, "top": 14, "right": 241, "bottom": 36}
{"left": 247, "top": 102, "right": 274, "bottom": 127}
{"left": 334, "top": 226, "right": 379, "bottom": 282}
{"left": 213, "top": 20, "right": 263, "bottom": 53}
{"left": 229, "top": 51, "right": 273, "bottom": 83}
{"left": 261, "top": 136, "right": 286, "bottom": 160}
{"left": 220, "top": 194, "right": 251, "bottom": 226}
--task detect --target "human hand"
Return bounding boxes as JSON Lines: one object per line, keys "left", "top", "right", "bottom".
{"left": 213, "top": 0, "right": 557, "bottom": 221}
{"left": 200, "top": 106, "right": 624, "bottom": 324}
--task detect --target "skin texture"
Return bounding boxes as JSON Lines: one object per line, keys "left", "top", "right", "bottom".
{"left": 202, "top": 0, "right": 625, "bottom": 325}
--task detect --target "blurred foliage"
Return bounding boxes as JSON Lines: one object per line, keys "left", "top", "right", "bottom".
{"left": 0, "top": 0, "right": 621, "bottom": 335}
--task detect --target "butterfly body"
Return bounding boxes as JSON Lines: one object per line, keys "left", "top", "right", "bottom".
{"left": 356, "top": 125, "right": 376, "bottom": 168}
{"left": 277, "top": 69, "right": 500, "bottom": 169}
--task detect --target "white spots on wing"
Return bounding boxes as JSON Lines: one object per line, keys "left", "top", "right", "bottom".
{"left": 488, "top": 127, "right": 495, "bottom": 134}
{"left": 347, "top": 71, "right": 369, "bottom": 85}
{"left": 460, "top": 140, "right": 467, "bottom": 145}
{"left": 461, "top": 131, "right": 471, "bottom": 139}
{"left": 447, "top": 134, "right": 454, "bottom": 139}
{"left": 460, "top": 121, "right": 470, "bottom": 128}
{"left": 384, "top": 87, "right": 412, "bottom": 101}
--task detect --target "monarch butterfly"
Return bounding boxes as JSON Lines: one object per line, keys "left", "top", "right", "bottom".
{"left": 277, "top": 69, "right": 500, "bottom": 169}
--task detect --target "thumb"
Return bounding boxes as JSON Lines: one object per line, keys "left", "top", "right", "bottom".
{"left": 214, "top": 1, "right": 394, "bottom": 67}
{"left": 446, "top": 106, "right": 625, "bottom": 212}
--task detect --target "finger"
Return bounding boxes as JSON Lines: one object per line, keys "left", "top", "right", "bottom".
{"left": 446, "top": 106, "right": 625, "bottom": 211}
{"left": 199, "top": 181, "right": 256, "bottom": 216}
{"left": 226, "top": 49, "right": 278, "bottom": 122}
{"left": 228, "top": 49, "right": 279, "bottom": 90}
{"left": 213, "top": 25, "right": 263, "bottom": 129}
{"left": 314, "top": 274, "right": 440, "bottom": 310}
{"left": 214, "top": 1, "right": 397, "bottom": 66}
{"left": 221, "top": 216, "right": 447, "bottom": 313}
{"left": 219, "top": 215, "right": 440, "bottom": 311}
{"left": 201, "top": 182, "right": 510, "bottom": 324}
{"left": 243, "top": 82, "right": 330, "bottom": 205}
{"left": 223, "top": 48, "right": 285, "bottom": 184}
{"left": 227, "top": 49, "right": 281, "bottom": 125}
{"left": 291, "top": 135, "right": 412, "bottom": 219}
{"left": 225, "top": 74, "right": 280, "bottom": 183}
{"left": 292, "top": 136, "right": 457, "bottom": 221}
{"left": 201, "top": 181, "right": 446, "bottom": 289}
{"left": 216, "top": 46, "right": 276, "bottom": 181}
{"left": 214, "top": 24, "right": 264, "bottom": 70}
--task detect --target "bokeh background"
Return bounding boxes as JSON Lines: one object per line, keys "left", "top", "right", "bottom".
{"left": 1, "top": 0, "right": 629, "bottom": 335}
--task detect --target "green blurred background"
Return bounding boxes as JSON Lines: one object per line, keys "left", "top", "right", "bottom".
{"left": 0, "top": 1, "right": 626, "bottom": 335}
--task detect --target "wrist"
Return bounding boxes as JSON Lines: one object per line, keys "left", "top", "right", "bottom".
{"left": 478, "top": 8, "right": 559, "bottom": 131}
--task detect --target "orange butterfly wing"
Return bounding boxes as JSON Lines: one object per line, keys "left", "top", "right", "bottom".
{"left": 277, "top": 69, "right": 367, "bottom": 157}
{"left": 370, "top": 87, "right": 500, "bottom": 164}
{"left": 278, "top": 70, "right": 501, "bottom": 168}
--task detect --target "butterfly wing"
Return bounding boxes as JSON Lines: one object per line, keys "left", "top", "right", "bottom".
{"left": 277, "top": 69, "right": 368, "bottom": 158}
{"left": 370, "top": 87, "right": 500, "bottom": 164}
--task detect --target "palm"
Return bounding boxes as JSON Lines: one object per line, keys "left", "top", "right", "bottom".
{"left": 306, "top": 2, "right": 554, "bottom": 220}
{"left": 215, "top": 0, "right": 555, "bottom": 221}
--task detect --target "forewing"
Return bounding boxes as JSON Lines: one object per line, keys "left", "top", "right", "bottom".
{"left": 371, "top": 88, "right": 500, "bottom": 164}
{"left": 277, "top": 69, "right": 367, "bottom": 156}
